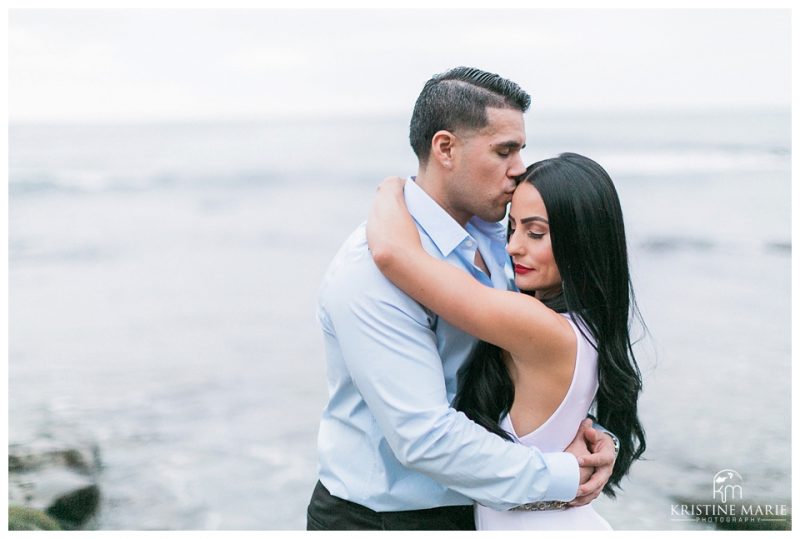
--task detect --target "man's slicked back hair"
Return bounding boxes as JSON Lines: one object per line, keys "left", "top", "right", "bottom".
{"left": 409, "top": 66, "right": 531, "bottom": 165}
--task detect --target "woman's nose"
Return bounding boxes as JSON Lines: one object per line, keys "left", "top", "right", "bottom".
{"left": 506, "top": 232, "right": 521, "bottom": 255}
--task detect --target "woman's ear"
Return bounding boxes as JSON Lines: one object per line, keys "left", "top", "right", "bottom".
{"left": 430, "top": 130, "right": 456, "bottom": 169}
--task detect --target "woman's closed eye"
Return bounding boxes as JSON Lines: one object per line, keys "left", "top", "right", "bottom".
{"left": 509, "top": 225, "right": 544, "bottom": 240}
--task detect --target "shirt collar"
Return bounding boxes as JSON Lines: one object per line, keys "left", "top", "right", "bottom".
{"left": 404, "top": 177, "right": 473, "bottom": 257}
{"left": 467, "top": 215, "right": 508, "bottom": 245}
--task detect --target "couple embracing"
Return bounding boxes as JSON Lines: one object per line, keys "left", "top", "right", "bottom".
{"left": 307, "top": 66, "right": 646, "bottom": 531}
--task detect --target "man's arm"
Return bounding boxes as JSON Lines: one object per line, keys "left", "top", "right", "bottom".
{"left": 322, "top": 243, "right": 578, "bottom": 510}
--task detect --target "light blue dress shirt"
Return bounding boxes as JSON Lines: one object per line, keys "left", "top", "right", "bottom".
{"left": 316, "top": 179, "right": 579, "bottom": 512}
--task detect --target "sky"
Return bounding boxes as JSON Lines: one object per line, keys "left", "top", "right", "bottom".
{"left": 8, "top": 8, "right": 792, "bottom": 123}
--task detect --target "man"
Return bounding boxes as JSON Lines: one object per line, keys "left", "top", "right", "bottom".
{"left": 307, "top": 67, "right": 617, "bottom": 531}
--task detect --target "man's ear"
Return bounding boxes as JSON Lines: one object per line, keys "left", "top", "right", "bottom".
{"left": 430, "top": 130, "right": 457, "bottom": 169}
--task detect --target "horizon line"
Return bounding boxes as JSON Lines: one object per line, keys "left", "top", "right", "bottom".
{"left": 8, "top": 104, "right": 791, "bottom": 127}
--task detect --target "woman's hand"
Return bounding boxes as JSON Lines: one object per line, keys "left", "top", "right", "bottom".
{"left": 367, "top": 177, "right": 422, "bottom": 271}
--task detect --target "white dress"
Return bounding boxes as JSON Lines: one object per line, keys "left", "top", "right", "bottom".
{"left": 475, "top": 314, "right": 612, "bottom": 530}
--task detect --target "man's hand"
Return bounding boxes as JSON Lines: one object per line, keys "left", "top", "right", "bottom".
{"left": 564, "top": 419, "right": 594, "bottom": 486}
{"left": 566, "top": 419, "right": 617, "bottom": 506}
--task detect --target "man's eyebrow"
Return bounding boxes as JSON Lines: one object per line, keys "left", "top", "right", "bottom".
{"left": 494, "top": 141, "right": 526, "bottom": 150}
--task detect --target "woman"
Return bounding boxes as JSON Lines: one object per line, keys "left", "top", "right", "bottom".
{"left": 366, "top": 153, "right": 645, "bottom": 530}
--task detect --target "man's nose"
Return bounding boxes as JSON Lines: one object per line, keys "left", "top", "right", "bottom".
{"left": 508, "top": 152, "right": 526, "bottom": 178}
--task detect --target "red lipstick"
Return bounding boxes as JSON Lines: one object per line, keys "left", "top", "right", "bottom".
{"left": 514, "top": 264, "right": 532, "bottom": 275}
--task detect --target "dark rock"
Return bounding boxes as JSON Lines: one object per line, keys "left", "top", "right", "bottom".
{"left": 8, "top": 439, "right": 102, "bottom": 529}
{"left": 47, "top": 484, "right": 101, "bottom": 529}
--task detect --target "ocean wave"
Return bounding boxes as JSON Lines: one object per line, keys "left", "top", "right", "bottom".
{"left": 9, "top": 170, "right": 282, "bottom": 196}
{"left": 599, "top": 148, "right": 788, "bottom": 176}
{"left": 637, "top": 236, "right": 790, "bottom": 255}
{"left": 10, "top": 245, "right": 111, "bottom": 265}
{"left": 639, "top": 236, "right": 716, "bottom": 252}
{"left": 9, "top": 146, "right": 789, "bottom": 196}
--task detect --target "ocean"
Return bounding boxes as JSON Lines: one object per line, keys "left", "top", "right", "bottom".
{"left": 9, "top": 108, "right": 791, "bottom": 529}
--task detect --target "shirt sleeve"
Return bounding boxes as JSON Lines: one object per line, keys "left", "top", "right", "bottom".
{"left": 321, "top": 246, "right": 579, "bottom": 509}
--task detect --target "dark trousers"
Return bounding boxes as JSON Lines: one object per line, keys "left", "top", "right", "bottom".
{"left": 306, "top": 480, "right": 475, "bottom": 530}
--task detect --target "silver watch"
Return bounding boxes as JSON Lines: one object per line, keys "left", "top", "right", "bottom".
{"left": 606, "top": 431, "right": 620, "bottom": 457}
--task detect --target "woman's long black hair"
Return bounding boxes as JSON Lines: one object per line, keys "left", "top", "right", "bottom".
{"left": 453, "top": 153, "right": 646, "bottom": 496}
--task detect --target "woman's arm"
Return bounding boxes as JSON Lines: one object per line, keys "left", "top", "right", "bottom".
{"left": 366, "top": 177, "right": 574, "bottom": 363}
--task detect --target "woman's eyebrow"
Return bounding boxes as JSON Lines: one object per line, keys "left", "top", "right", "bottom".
{"left": 520, "top": 216, "right": 549, "bottom": 225}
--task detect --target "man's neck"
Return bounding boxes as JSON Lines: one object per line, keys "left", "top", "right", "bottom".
{"left": 414, "top": 170, "right": 472, "bottom": 228}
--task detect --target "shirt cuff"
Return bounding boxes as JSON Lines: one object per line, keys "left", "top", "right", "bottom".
{"left": 541, "top": 451, "right": 579, "bottom": 502}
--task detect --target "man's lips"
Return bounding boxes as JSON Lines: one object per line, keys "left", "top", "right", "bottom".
{"left": 514, "top": 264, "right": 533, "bottom": 275}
